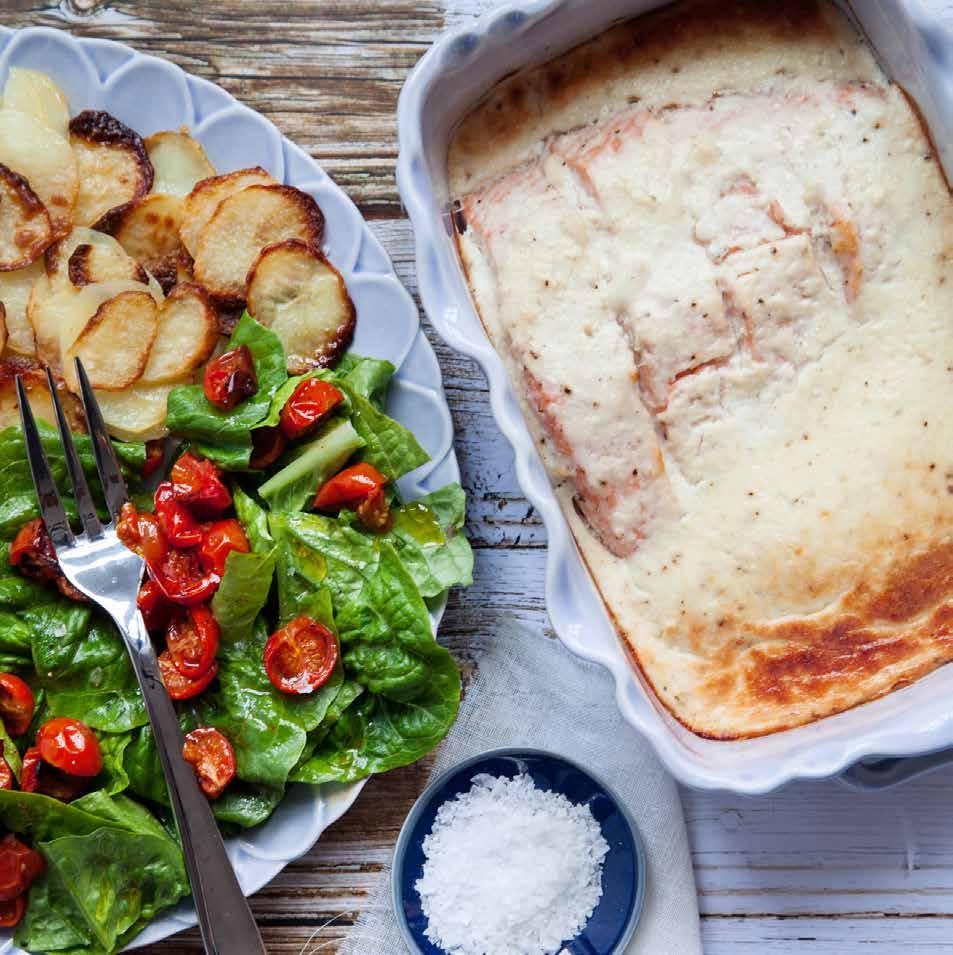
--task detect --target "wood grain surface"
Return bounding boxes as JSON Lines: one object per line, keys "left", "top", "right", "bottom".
{"left": 2, "top": 2, "right": 952, "bottom": 953}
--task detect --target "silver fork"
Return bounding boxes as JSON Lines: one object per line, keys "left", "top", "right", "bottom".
{"left": 17, "top": 360, "right": 267, "bottom": 955}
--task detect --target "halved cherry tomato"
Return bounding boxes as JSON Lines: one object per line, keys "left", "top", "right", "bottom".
{"left": 116, "top": 503, "right": 168, "bottom": 564}
{"left": 0, "top": 673, "right": 34, "bottom": 737}
{"left": 20, "top": 747, "right": 88, "bottom": 802}
{"left": 170, "top": 452, "right": 232, "bottom": 518}
{"left": 263, "top": 617, "right": 338, "bottom": 695}
{"left": 159, "top": 650, "right": 217, "bottom": 700}
{"left": 183, "top": 727, "right": 236, "bottom": 799}
{"left": 314, "top": 463, "right": 388, "bottom": 511}
{"left": 167, "top": 605, "right": 219, "bottom": 679}
{"left": 148, "top": 549, "right": 221, "bottom": 606}
{"left": 0, "top": 835, "right": 43, "bottom": 903}
{"left": 197, "top": 519, "right": 249, "bottom": 576}
{"left": 142, "top": 439, "right": 165, "bottom": 479}
{"left": 250, "top": 426, "right": 286, "bottom": 469}
{"left": 138, "top": 579, "right": 174, "bottom": 633}
{"left": 355, "top": 486, "right": 393, "bottom": 534}
{"left": 37, "top": 717, "right": 102, "bottom": 778}
{"left": 0, "top": 894, "right": 26, "bottom": 927}
{"left": 203, "top": 344, "right": 258, "bottom": 411}
{"left": 10, "top": 518, "right": 86, "bottom": 602}
{"left": 154, "top": 481, "right": 203, "bottom": 548}
{"left": 279, "top": 379, "right": 343, "bottom": 441}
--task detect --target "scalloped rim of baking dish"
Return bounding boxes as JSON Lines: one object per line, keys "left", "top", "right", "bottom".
{"left": 397, "top": 0, "right": 953, "bottom": 793}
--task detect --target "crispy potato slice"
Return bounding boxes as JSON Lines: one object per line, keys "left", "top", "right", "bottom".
{"left": 0, "top": 259, "right": 43, "bottom": 356}
{"left": 97, "top": 193, "right": 187, "bottom": 294}
{"left": 193, "top": 184, "right": 324, "bottom": 305}
{"left": 0, "top": 108, "right": 77, "bottom": 240}
{"left": 95, "top": 379, "right": 182, "bottom": 441}
{"left": 68, "top": 241, "right": 148, "bottom": 287}
{"left": 69, "top": 111, "right": 154, "bottom": 227}
{"left": 0, "top": 358, "right": 86, "bottom": 432}
{"left": 64, "top": 289, "right": 158, "bottom": 392}
{"left": 180, "top": 166, "right": 275, "bottom": 257}
{"left": 2, "top": 68, "right": 70, "bottom": 139}
{"left": 247, "top": 239, "right": 355, "bottom": 373}
{"left": 141, "top": 283, "right": 218, "bottom": 384}
{"left": 146, "top": 130, "right": 215, "bottom": 199}
{"left": 0, "top": 164, "right": 53, "bottom": 270}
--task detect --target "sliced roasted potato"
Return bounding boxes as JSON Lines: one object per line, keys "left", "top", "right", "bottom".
{"left": 0, "top": 164, "right": 53, "bottom": 271}
{"left": 2, "top": 68, "right": 70, "bottom": 139}
{"left": 193, "top": 184, "right": 324, "bottom": 305}
{"left": 141, "top": 282, "right": 218, "bottom": 384}
{"left": 0, "top": 358, "right": 86, "bottom": 432}
{"left": 97, "top": 193, "right": 186, "bottom": 293}
{"left": 0, "top": 108, "right": 78, "bottom": 240}
{"left": 247, "top": 239, "right": 355, "bottom": 373}
{"left": 146, "top": 130, "right": 215, "bottom": 199}
{"left": 69, "top": 110, "right": 154, "bottom": 227}
{"left": 0, "top": 259, "right": 43, "bottom": 356}
{"left": 95, "top": 379, "right": 183, "bottom": 441}
{"left": 64, "top": 289, "right": 158, "bottom": 392}
{"left": 0, "top": 304, "right": 8, "bottom": 356}
{"left": 68, "top": 241, "right": 148, "bottom": 287}
{"left": 180, "top": 166, "right": 276, "bottom": 257}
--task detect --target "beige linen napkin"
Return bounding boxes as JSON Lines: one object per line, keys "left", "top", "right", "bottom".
{"left": 338, "top": 617, "right": 701, "bottom": 955}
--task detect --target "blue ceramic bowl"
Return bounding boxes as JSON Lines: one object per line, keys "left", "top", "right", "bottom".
{"left": 392, "top": 748, "right": 646, "bottom": 955}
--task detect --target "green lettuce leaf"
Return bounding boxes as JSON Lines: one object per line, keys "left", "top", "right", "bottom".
{"left": 211, "top": 549, "right": 276, "bottom": 643}
{"left": 258, "top": 418, "right": 363, "bottom": 512}
{"left": 385, "top": 484, "right": 473, "bottom": 598}
{"left": 0, "top": 423, "right": 144, "bottom": 538}
{"left": 232, "top": 486, "right": 272, "bottom": 552}
{"left": 332, "top": 354, "right": 395, "bottom": 409}
{"left": 165, "top": 313, "right": 288, "bottom": 469}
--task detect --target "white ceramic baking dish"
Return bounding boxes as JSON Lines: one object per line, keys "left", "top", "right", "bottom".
{"left": 397, "top": 0, "right": 953, "bottom": 793}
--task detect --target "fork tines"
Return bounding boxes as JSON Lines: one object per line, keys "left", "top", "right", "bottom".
{"left": 17, "top": 359, "right": 130, "bottom": 545}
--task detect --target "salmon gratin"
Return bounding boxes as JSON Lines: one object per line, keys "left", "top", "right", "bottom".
{"left": 451, "top": 0, "right": 953, "bottom": 738}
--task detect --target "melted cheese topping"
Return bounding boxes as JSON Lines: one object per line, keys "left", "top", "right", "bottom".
{"left": 452, "top": 0, "right": 953, "bottom": 738}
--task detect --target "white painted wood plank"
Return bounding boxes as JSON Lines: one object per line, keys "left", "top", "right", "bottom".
{"left": 703, "top": 917, "right": 953, "bottom": 952}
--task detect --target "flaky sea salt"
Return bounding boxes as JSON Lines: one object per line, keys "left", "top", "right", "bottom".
{"left": 414, "top": 772, "right": 609, "bottom": 955}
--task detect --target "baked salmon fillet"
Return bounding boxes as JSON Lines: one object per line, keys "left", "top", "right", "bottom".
{"left": 452, "top": 0, "right": 953, "bottom": 738}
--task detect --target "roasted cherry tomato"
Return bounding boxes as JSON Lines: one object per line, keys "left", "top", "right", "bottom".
{"left": 0, "top": 835, "right": 43, "bottom": 904}
{"left": 197, "top": 519, "right": 249, "bottom": 576}
{"left": 314, "top": 463, "right": 388, "bottom": 511}
{"left": 203, "top": 344, "right": 258, "bottom": 411}
{"left": 167, "top": 605, "right": 219, "bottom": 680}
{"left": 37, "top": 717, "right": 102, "bottom": 778}
{"left": 279, "top": 379, "right": 344, "bottom": 441}
{"left": 116, "top": 504, "right": 168, "bottom": 564}
{"left": 182, "top": 727, "right": 236, "bottom": 799}
{"left": 148, "top": 549, "right": 221, "bottom": 607}
{"left": 0, "top": 894, "right": 26, "bottom": 927}
{"left": 137, "top": 579, "right": 174, "bottom": 633}
{"left": 0, "top": 745, "right": 13, "bottom": 792}
{"left": 250, "top": 426, "right": 286, "bottom": 469}
{"left": 170, "top": 452, "right": 232, "bottom": 518}
{"left": 0, "top": 673, "right": 35, "bottom": 737}
{"left": 263, "top": 617, "right": 338, "bottom": 695}
{"left": 154, "top": 481, "right": 203, "bottom": 548}
{"left": 142, "top": 439, "right": 165, "bottom": 479}
{"left": 355, "top": 486, "right": 393, "bottom": 534}
{"left": 10, "top": 518, "right": 85, "bottom": 602}
{"left": 158, "top": 650, "right": 217, "bottom": 700}
{"left": 20, "top": 747, "right": 88, "bottom": 802}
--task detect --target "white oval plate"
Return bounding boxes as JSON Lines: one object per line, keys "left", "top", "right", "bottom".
{"left": 0, "top": 25, "right": 460, "bottom": 952}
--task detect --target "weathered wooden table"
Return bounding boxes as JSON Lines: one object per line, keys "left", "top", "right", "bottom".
{"left": 4, "top": 1, "right": 953, "bottom": 951}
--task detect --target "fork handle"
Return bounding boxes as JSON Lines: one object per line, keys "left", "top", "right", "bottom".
{"left": 114, "top": 610, "right": 268, "bottom": 955}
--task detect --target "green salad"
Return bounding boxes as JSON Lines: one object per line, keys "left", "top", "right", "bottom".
{"left": 0, "top": 315, "right": 472, "bottom": 953}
